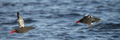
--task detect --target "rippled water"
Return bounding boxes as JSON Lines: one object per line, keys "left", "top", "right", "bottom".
{"left": 0, "top": 0, "right": 120, "bottom": 40}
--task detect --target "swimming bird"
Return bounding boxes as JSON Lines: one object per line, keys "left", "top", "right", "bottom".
{"left": 11, "top": 12, "right": 34, "bottom": 34}
{"left": 76, "top": 13, "right": 101, "bottom": 27}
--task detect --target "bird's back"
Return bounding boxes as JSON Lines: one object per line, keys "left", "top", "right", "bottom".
{"left": 15, "top": 27, "right": 34, "bottom": 33}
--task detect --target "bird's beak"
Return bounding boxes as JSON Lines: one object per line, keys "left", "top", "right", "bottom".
{"left": 11, "top": 30, "right": 16, "bottom": 34}
{"left": 76, "top": 21, "right": 80, "bottom": 23}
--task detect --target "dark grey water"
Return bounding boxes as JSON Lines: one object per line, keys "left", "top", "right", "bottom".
{"left": 0, "top": 0, "right": 120, "bottom": 40}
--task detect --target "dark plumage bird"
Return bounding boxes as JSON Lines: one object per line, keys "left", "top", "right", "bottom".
{"left": 11, "top": 12, "right": 34, "bottom": 34}
{"left": 76, "top": 13, "right": 101, "bottom": 27}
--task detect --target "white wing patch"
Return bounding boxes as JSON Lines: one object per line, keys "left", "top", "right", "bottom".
{"left": 84, "top": 13, "right": 91, "bottom": 18}
{"left": 89, "top": 23, "right": 93, "bottom": 27}
{"left": 17, "top": 13, "right": 26, "bottom": 28}
{"left": 85, "top": 13, "right": 90, "bottom": 16}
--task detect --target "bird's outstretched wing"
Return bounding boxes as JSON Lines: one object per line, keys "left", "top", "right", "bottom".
{"left": 85, "top": 13, "right": 90, "bottom": 16}
{"left": 92, "top": 18, "right": 101, "bottom": 23}
{"left": 17, "top": 12, "right": 26, "bottom": 28}
{"left": 84, "top": 13, "right": 91, "bottom": 18}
